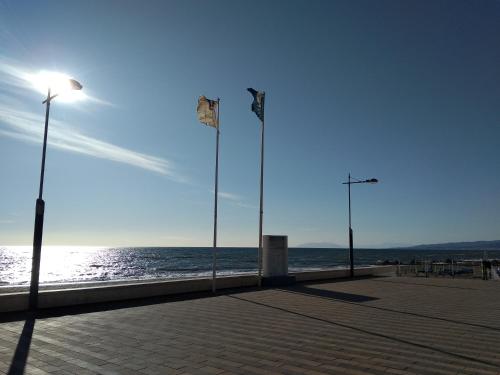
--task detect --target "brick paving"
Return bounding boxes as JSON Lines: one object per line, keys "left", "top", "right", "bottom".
{"left": 1, "top": 276, "right": 500, "bottom": 375}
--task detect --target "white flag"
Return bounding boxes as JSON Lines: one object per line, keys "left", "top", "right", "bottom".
{"left": 197, "top": 96, "right": 218, "bottom": 128}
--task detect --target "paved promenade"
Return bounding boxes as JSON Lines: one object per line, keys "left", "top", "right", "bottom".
{"left": 1, "top": 276, "right": 500, "bottom": 375}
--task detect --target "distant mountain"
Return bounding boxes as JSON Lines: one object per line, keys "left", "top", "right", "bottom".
{"left": 295, "top": 242, "right": 342, "bottom": 248}
{"left": 404, "top": 240, "right": 500, "bottom": 250}
{"left": 295, "top": 240, "right": 500, "bottom": 250}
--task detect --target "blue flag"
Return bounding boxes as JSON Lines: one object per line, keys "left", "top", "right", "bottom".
{"left": 247, "top": 88, "right": 265, "bottom": 121}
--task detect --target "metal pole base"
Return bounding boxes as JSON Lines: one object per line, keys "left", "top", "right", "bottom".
{"left": 29, "top": 198, "right": 45, "bottom": 310}
{"left": 349, "top": 228, "right": 354, "bottom": 278}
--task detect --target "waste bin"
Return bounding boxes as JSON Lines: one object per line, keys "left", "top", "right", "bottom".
{"left": 262, "top": 235, "right": 295, "bottom": 286}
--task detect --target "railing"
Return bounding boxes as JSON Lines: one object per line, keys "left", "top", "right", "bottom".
{"left": 397, "top": 259, "right": 499, "bottom": 280}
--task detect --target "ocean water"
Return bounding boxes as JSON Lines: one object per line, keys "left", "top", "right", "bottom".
{"left": 1, "top": 246, "right": 499, "bottom": 286}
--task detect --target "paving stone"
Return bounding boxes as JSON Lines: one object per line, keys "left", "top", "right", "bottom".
{"left": 1, "top": 277, "right": 500, "bottom": 375}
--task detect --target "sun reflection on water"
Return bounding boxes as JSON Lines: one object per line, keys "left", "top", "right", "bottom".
{"left": 0, "top": 246, "right": 266, "bottom": 287}
{"left": 0, "top": 246, "right": 110, "bottom": 285}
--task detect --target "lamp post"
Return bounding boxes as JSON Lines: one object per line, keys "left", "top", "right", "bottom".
{"left": 29, "top": 78, "right": 82, "bottom": 310}
{"left": 342, "top": 174, "right": 378, "bottom": 278}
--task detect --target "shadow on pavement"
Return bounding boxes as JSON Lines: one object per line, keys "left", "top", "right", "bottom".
{"left": 228, "top": 294, "right": 500, "bottom": 370}
{"left": 7, "top": 314, "right": 35, "bottom": 375}
{"left": 281, "top": 283, "right": 378, "bottom": 302}
{"left": 280, "top": 283, "right": 500, "bottom": 332}
{"left": 0, "top": 286, "right": 261, "bottom": 323}
{"left": 0, "top": 277, "right": 381, "bottom": 323}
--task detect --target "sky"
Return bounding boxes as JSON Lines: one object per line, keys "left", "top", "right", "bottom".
{"left": 0, "top": 0, "right": 499, "bottom": 248}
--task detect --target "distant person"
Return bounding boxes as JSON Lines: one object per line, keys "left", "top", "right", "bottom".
{"left": 482, "top": 259, "right": 492, "bottom": 280}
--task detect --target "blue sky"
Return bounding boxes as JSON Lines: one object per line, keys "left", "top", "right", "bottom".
{"left": 0, "top": 0, "right": 499, "bottom": 247}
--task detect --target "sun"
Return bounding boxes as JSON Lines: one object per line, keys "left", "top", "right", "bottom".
{"left": 27, "top": 70, "right": 86, "bottom": 103}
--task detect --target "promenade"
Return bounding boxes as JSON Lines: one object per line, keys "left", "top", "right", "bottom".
{"left": 1, "top": 276, "right": 499, "bottom": 375}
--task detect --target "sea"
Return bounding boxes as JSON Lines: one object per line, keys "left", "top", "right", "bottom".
{"left": 1, "top": 246, "right": 500, "bottom": 286}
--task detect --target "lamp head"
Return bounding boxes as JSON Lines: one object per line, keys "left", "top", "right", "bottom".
{"left": 30, "top": 71, "right": 84, "bottom": 103}
{"left": 69, "top": 79, "right": 83, "bottom": 90}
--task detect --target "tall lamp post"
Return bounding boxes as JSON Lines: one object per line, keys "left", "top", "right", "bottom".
{"left": 29, "top": 78, "right": 83, "bottom": 310}
{"left": 342, "top": 174, "right": 378, "bottom": 278}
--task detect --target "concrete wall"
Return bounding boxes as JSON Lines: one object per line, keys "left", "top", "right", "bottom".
{"left": 0, "top": 292, "right": 28, "bottom": 313}
{"left": 0, "top": 266, "right": 396, "bottom": 313}
{"left": 293, "top": 265, "right": 396, "bottom": 282}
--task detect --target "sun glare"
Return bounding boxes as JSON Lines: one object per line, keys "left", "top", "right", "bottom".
{"left": 28, "top": 70, "right": 86, "bottom": 103}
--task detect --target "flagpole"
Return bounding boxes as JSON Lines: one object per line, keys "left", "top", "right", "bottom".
{"left": 212, "top": 98, "right": 220, "bottom": 293}
{"left": 258, "top": 105, "right": 265, "bottom": 287}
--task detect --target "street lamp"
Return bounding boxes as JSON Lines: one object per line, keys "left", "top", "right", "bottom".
{"left": 29, "top": 74, "right": 83, "bottom": 310}
{"left": 342, "top": 173, "right": 378, "bottom": 278}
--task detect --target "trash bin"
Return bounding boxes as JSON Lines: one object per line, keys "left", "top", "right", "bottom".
{"left": 262, "top": 235, "right": 295, "bottom": 286}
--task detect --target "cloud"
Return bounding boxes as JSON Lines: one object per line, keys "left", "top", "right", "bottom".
{"left": 0, "top": 212, "right": 18, "bottom": 225}
{"left": 0, "top": 104, "right": 183, "bottom": 178}
{"left": 0, "top": 56, "right": 184, "bottom": 180}
{"left": 214, "top": 190, "right": 257, "bottom": 209}
{"left": 218, "top": 191, "right": 242, "bottom": 201}
{"left": 233, "top": 201, "right": 258, "bottom": 209}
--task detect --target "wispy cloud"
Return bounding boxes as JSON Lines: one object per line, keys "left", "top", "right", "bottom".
{"left": 0, "top": 104, "right": 183, "bottom": 178}
{"left": 214, "top": 190, "right": 257, "bottom": 209}
{"left": 0, "top": 56, "right": 184, "bottom": 179}
{"left": 218, "top": 191, "right": 242, "bottom": 201}
{"left": 233, "top": 201, "right": 258, "bottom": 209}
{"left": 0, "top": 212, "right": 19, "bottom": 225}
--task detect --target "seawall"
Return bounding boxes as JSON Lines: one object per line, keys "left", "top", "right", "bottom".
{"left": 0, "top": 266, "right": 395, "bottom": 313}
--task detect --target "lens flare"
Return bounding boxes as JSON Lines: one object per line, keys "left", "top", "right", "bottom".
{"left": 27, "top": 70, "right": 85, "bottom": 103}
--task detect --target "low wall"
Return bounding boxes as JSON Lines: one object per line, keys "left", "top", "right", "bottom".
{"left": 294, "top": 265, "right": 396, "bottom": 282}
{"left": 0, "top": 266, "right": 396, "bottom": 313}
